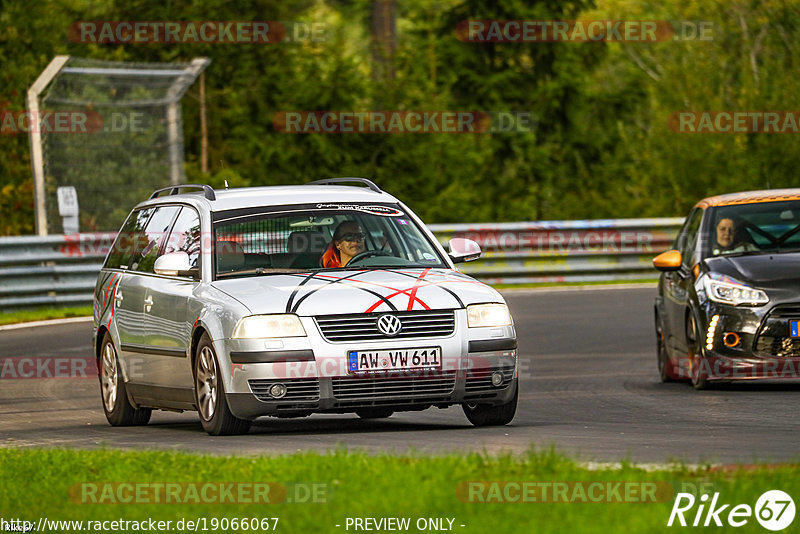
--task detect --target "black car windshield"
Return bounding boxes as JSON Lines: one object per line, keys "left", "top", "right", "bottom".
{"left": 212, "top": 205, "right": 445, "bottom": 278}
{"left": 705, "top": 200, "right": 800, "bottom": 258}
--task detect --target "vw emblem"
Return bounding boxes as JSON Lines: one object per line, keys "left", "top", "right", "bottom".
{"left": 376, "top": 314, "right": 402, "bottom": 336}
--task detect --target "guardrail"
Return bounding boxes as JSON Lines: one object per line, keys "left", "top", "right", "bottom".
{"left": 0, "top": 218, "right": 683, "bottom": 308}
{"left": 429, "top": 218, "right": 683, "bottom": 285}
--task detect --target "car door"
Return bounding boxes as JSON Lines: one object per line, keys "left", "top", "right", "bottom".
{"left": 664, "top": 207, "right": 704, "bottom": 353}
{"left": 124, "top": 205, "right": 182, "bottom": 385}
{"left": 142, "top": 206, "right": 202, "bottom": 389}
{"left": 113, "top": 207, "right": 155, "bottom": 375}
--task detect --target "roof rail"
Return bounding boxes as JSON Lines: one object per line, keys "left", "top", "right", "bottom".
{"left": 149, "top": 184, "right": 216, "bottom": 201}
{"left": 306, "top": 177, "right": 382, "bottom": 194}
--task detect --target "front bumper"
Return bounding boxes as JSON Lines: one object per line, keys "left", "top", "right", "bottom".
{"left": 220, "top": 311, "right": 518, "bottom": 419}
{"left": 692, "top": 302, "right": 800, "bottom": 381}
{"left": 226, "top": 349, "right": 517, "bottom": 419}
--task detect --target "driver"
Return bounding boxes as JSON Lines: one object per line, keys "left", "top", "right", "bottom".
{"left": 321, "top": 221, "right": 366, "bottom": 268}
{"left": 712, "top": 217, "right": 757, "bottom": 255}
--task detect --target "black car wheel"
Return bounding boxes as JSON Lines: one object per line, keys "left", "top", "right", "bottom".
{"left": 462, "top": 382, "right": 518, "bottom": 426}
{"left": 195, "top": 333, "right": 252, "bottom": 436}
{"left": 656, "top": 312, "right": 676, "bottom": 383}
{"left": 687, "top": 314, "right": 710, "bottom": 390}
{"left": 99, "top": 332, "right": 151, "bottom": 426}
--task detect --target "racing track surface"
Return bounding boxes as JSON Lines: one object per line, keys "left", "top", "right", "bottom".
{"left": 2, "top": 286, "right": 800, "bottom": 463}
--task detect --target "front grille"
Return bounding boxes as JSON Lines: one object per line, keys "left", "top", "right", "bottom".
{"left": 315, "top": 310, "right": 456, "bottom": 342}
{"left": 464, "top": 365, "right": 515, "bottom": 400}
{"left": 755, "top": 304, "right": 800, "bottom": 358}
{"left": 755, "top": 336, "right": 800, "bottom": 358}
{"left": 248, "top": 378, "right": 320, "bottom": 402}
{"left": 331, "top": 371, "right": 457, "bottom": 403}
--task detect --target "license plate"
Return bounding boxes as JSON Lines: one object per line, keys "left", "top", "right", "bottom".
{"left": 791, "top": 320, "right": 800, "bottom": 337}
{"left": 347, "top": 347, "right": 441, "bottom": 373}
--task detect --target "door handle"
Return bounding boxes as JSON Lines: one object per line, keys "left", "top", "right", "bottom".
{"left": 114, "top": 290, "right": 123, "bottom": 307}
{"left": 144, "top": 295, "right": 153, "bottom": 313}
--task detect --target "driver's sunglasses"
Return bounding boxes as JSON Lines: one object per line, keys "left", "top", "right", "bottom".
{"left": 340, "top": 232, "right": 366, "bottom": 242}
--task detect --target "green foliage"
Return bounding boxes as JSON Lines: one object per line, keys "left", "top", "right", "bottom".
{"left": 2, "top": 0, "right": 800, "bottom": 234}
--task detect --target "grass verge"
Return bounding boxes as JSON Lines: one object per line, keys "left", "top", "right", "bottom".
{"left": 0, "top": 305, "right": 92, "bottom": 326}
{"left": 0, "top": 448, "right": 797, "bottom": 533}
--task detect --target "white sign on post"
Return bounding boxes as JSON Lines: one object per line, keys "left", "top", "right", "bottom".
{"left": 57, "top": 186, "right": 79, "bottom": 234}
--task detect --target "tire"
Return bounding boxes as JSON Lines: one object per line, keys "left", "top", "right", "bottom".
{"left": 656, "top": 312, "right": 676, "bottom": 383}
{"left": 687, "top": 313, "right": 710, "bottom": 390}
{"left": 195, "top": 333, "right": 251, "bottom": 436}
{"left": 99, "top": 332, "right": 151, "bottom": 426}
{"left": 356, "top": 408, "right": 394, "bottom": 419}
{"left": 462, "top": 382, "right": 518, "bottom": 426}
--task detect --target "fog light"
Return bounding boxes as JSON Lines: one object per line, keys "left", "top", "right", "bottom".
{"left": 723, "top": 332, "right": 741, "bottom": 348}
{"left": 491, "top": 372, "right": 504, "bottom": 387}
{"left": 269, "top": 383, "right": 287, "bottom": 398}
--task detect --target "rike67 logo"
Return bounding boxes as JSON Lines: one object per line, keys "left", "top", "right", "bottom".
{"left": 668, "top": 490, "right": 795, "bottom": 530}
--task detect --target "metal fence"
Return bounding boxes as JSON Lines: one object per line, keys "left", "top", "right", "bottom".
{"left": 0, "top": 218, "right": 683, "bottom": 309}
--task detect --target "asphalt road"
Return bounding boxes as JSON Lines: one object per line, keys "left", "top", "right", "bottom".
{"left": 2, "top": 286, "right": 800, "bottom": 463}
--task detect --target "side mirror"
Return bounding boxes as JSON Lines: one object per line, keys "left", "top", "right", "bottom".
{"left": 448, "top": 238, "right": 482, "bottom": 264}
{"left": 652, "top": 249, "right": 682, "bottom": 272}
{"left": 154, "top": 252, "right": 198, "bottom": 278}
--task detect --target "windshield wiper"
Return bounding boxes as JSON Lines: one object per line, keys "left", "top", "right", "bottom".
{"left": 718, "top": 250, "right": 769, "bottom": 258}
{"left": 217, "top": 267, "right": 306, "bottom": 278}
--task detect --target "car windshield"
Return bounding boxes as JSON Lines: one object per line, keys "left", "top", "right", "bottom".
{"left": 212, "top": 204, "right": 445, "bottom": 278}
{"left": 705, "top": 200, "right": 800, "bottom": 258}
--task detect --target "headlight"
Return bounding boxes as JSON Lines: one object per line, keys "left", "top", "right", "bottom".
{"left": 467, "top": 303, "right": 513, "bottom": 327}
{"left": 703, "top": 274, "right": 768, "bottom": 306}
{"left": 232, "top": 314, "right": 307, "bottom": 339}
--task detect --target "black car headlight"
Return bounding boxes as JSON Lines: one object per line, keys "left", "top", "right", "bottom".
{"left": 703, "top": 273, "right": 768, "bottom": 306}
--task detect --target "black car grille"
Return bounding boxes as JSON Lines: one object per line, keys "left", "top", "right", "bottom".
{"left": 248, "top": 378, "right": 320, "bottom": 402}
{"left": 464, "top": 365, "right": 515, "bottom": 401}
{"left": 331, "top": 371, "right": 457, "bottom": 405}
{"left": 755, "top": 304, "right": 800, "bottom": 358}
{"left": 315, "top": 310, "right": 455, "bottom": 342}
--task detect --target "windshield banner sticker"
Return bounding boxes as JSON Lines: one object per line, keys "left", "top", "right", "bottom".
{"left": 314, "top": 204, "right": 404, "bottom": 216}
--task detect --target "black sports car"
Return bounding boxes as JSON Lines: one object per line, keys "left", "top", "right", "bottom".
{"left": 653, "top": 189, "right": 800, "bottom": 389}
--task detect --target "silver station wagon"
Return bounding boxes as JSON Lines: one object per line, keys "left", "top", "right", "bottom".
{"left": 93, "top": 178, "right": 518, "bottom": 435}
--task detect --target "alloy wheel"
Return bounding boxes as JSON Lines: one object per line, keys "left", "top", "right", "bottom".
{"left": 101, "top": 342, "right": 119, "bottom": 412}
{"left": 196, "top": 346, "right": 218, "bottom": 420}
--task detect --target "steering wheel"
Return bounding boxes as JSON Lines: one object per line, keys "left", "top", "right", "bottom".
{"left": 347, "top": 250, "right": 392, "bottom": 265}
